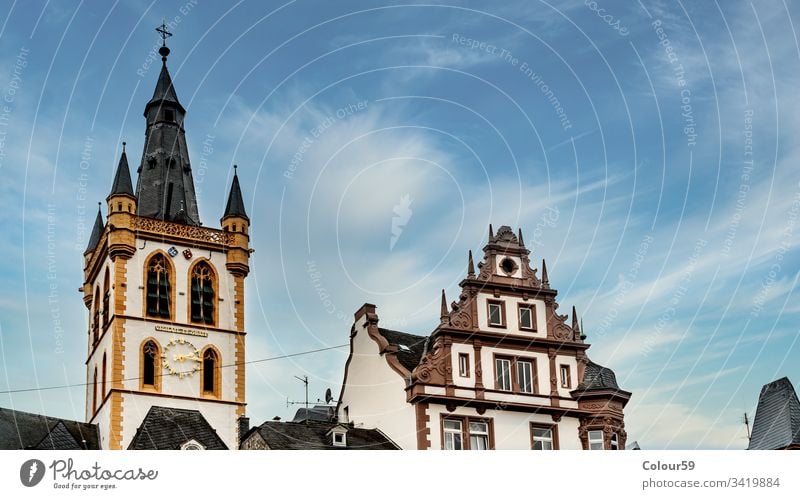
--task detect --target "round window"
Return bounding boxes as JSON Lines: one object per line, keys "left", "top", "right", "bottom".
{"left": 500, "top": 258, "right": 516, "bottom": 275}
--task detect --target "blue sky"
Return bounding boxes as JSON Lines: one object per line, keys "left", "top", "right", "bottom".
{"left": 0, "top": 0, "right": 799, "bottom": 449}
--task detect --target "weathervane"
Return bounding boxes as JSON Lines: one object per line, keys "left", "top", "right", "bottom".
{"left": 156, "top": 20, "right": 172, "bottom": 62}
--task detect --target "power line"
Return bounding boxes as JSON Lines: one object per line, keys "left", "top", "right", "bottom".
{"left": 0, "top": 343, "right": 348, "bottom": 395}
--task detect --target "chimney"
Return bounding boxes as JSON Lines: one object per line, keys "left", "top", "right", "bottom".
{"left": 237, "top": 415, "right": 250, "bottom": 446}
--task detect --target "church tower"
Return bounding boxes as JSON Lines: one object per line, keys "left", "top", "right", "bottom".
{"left": 81, "top": 27, "right": 250, "bottom": 450}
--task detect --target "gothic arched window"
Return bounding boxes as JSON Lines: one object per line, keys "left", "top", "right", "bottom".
{"left": 92, "top": 286, "right": 100, "bottom": 344}
{"left": 201, "top": 347, "right": 220, "bottom": 397}
{"left": 190, "top": 262, "right": 215, "bottom": 325}
{"left": 92, "top": 367, "right": 98, "bottom": 415}
{"left": 141, "top": 340, "right": 160, "bottom": 391}
{"left": 102, "top": 269, "right": 110, "bottom": 328}
{"left": 101, "top": 352, "right": 107, "bottom": 398}
{"left": 146, "top": 254, "right": 171, "bottom": 319}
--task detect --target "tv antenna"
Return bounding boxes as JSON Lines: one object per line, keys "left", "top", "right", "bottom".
{"left": 286, "top": 375, "right": 310, "bottom": 423}
{"left": 743, "top": 412, "right": 751, "bottom": 441}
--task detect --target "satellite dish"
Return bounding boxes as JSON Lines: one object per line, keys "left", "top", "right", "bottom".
{"left": 325, "top": 388, "right": 333, "bottom": 404}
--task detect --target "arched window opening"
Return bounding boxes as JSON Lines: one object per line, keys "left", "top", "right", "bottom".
{"left": 102, "top": 269, "right": 110, "bottom": 328}
{"left": 101, "top": 352, "right": 107, "bottom": 398}
{"left": 92, "top": 367, "right": 98, "bottom": 415}
{"left": 202, "top": 348, "right": 219, "bottom": 396}
{"left": 92, "top": 287, "right": 100, "bottom": 344}
{"left": 190, "top": 262, "right": 215, "bottom": 325}
{"left": 142, "top": 340, "right": 159, "bottom": 388}
{"left": 146, "top": 254, "right": 171, "bottom": 318}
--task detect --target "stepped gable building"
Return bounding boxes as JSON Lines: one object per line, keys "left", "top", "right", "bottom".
{"left": 81, "top": 29, "right": 251, "bottom": 450}
{"left": 337, "top": 225, "right": 631, "bottom": 450}
{"left": 747, "top": 377, "right": 800, "bottom": 450}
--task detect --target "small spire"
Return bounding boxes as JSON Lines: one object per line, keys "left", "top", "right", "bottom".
{"left": 518, "top": 228, "right": 525, "bottom": 247}
{"left": 223, "top": 165, "right": 249, "bottom": 221}
{"left": 488, "top": 224, "right": 494, "bottom": 240}
{"left": 108, "top": 142, "right": 134, "bottom": 198}
{"left": 541, "top": 259, "right": 549, "bottom": 286}
{"left": 85, "top": 203, "right": 104, "bottom": 253}
{"left": 572, "top": 306, "right": 580, "bottom": 333}
{"left": 440, "top": 289, "right": 449, "bottom": 324}
{"left": 467, "top": 250, "right": 475, "bottom": 278}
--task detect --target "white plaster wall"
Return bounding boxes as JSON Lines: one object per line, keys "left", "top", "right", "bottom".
{"left": 125, "top": 239, "right": 236, "bottom": 330}
{"left": 476, "top": 292, "right": 547, "bottom": 338}
{"left": 493, "top": 255, "right": 523, "bottom": 278}
{"left": 90, "top": 400, "right": 112, "bottom": 450}
{"left": 86, "top": 332, "right": 115, "bottom": 419}
{"left": 450, "top": 342, "right": 475, "bottom": 388}
{"left": 120, "top": 392, "right": 238, "bottom": 449}
{"left": 555, "top": 355, "right": 578, "bottom": 398}
{"left": 427, "top": 403, "right": 582, "bottom": 450}
{"left": 338, "top": 319, "right": 417, "bottom": 450}
{"left": 121, "top": 319, "right": 237, "bottom": 401}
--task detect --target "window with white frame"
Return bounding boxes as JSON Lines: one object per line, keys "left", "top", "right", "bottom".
{"left": 610, "top": 432, "right": 619, "bottom": 450}
{"left": 487, "top": 301, "right": 504, "bottom": 326}
{"left": 443, "top": 419, "right": 463, "bottom": 450}
{"left": 518, "top": 305, "right": 534, "bottom": 330}
{"left": 332, "top": 431, "right": 346, "bottom": 447}
{"left": 469, "top": 421, "right": 489, "bottom": 450}
{"left": 560, "top": 365, "right": 571, "bottom": 388}
{"left": 531, "top": 426, "right": 555, "bottom": 450}
{"left": 458, "top": 353, "right": 470, "bottom": 377}
{"left": 588, "top": 430, "right": 604, "bottom": 450}
{"left": 517, "top": 360, "right": 534, "bottom": 393}
{"left": 495, "top": 357, "right": 512, "bottom": 391}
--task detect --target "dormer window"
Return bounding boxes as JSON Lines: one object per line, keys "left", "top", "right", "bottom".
{"left": 332, "top": 431, "right": 346, "bottom": 447}
{"left": 180, "top": 439, "right": 205, "bottom": 450}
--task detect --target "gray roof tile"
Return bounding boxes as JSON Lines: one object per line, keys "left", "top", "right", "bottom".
{"left": 127, "top": 406, "right": 228, "bottom": 450}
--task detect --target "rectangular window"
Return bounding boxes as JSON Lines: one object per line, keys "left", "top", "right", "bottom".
{"left": 443, "top": 419, "right": 463, "bottom": 450}
{"left": 443, "top": 417, "right": 492, "bottom": 450}
{"left": 610, "top": 432, "right": 619, "bottom": 450}
{"left": 560, "top": 365, "right": 571, "bottom": 389}
{"left": 588, "top": 430, "right": 604, "bottom": 450}
{"left": 495, "top": 357, "right": 512, "bottom": 391}
{"left": 517, "top": 360, "right": 534, "bottom": 393}
{"left": 518, "top": 305, "right": 535, "bottom": 330}
{"left": 469, "top": 421, "right": 489, "bottom": 450}
{"left": 531, "top": 426, "right": 556, "bottom": 450}
{"left": 458, "top": 353, "right": 470, "bottom": 377}
{"left": 487, "top": 300, "right": 505, "bottom": 327}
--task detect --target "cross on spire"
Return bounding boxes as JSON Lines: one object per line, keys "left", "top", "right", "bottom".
{"left": 156, "top": 20, "right": 172, "bottom": 46}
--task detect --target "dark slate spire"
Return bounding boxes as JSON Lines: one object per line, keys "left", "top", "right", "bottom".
{"left": 85, "top": 203, "right": 104, "bottom": 253}
{"left": 467, "top": 250, "right": 475, "bottom": 278}
{"left": 223, "top": 165, "right": 249, "bottom": 221}
{"left": 108, "top": 142, "right": 134, "bottom": 197}
{"left": 541, "top": 259, "right": 549, "bottom": 287}
{"left": 135, "top": 30, "right": 200, "bottom": 226}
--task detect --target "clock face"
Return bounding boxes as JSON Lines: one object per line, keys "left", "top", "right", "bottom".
{"left": 162, "top": 338, "right": 201, "bottom": 379}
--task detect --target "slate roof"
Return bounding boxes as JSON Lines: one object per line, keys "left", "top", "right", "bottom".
{"left": 0, "top": 407, "right": 100, "bottom": 450}
{"left": 109, "top": 148, "right": 134, "bottom": 197}
{"left": 85, "top": 205, "right": 104, "bottom": 253}
{"left": 378, "top": 328, "right": 427, "bottom": 372}
{"left": 223, "top": 169, "right": 248, "bottom": 221}
{"left": 127, "top": 406, "right": 228, "bottom": 450}
{"left": 246, "top": 421, "right": 399, "bottom": 450}
{"left": 748, "top": 377, "right": 800, "bottom": 450}
{"left": 145, "top": 63, "right": 185, "bottom": 114}
{"left": 579, "top": 360, "right": 621, "bottom": 391}
{"left": 292, "top": 405, "right": 335, "bottom": 423}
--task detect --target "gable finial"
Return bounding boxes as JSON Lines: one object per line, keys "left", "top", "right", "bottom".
{"left": 518, "top": 228, "right": 525, "bottom": 247}
{"left": 541, "top": 258, "right": 549, "bottom": 287}
{"left": 488, "top": 224, "right": 494, "bottom": 240}
{"left": 467, "top": 250, "right": 475, "bottom": 278}
{"left": 440, "top": 289, "right": 449, "bottom": 324}
{"left": 122, "top": 141, "right": 126, "bottom": 153}
{"left": 156, "top": 20, "right": 173, "bottom": 61}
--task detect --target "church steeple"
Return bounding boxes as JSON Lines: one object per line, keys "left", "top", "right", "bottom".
{"left": 108, "top": 142, "right": 134, "bottom": 198}
{"left": 85, "top": 203, "right": 104, "bottom": 253}
{"left": 223, "top": 165, "right": 249, "bottom": 221}
{"left": 134, "top": 26, "right": 200, "bottom": 225}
